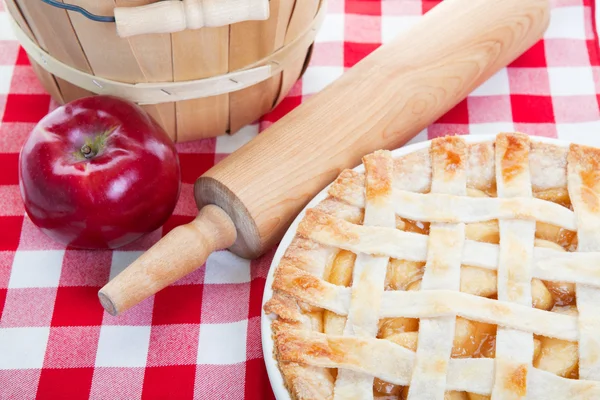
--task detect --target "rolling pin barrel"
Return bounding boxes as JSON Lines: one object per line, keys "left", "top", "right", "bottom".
{"left": 100, "top": 0, "right": 550, "bottom": 315}
{"left": 114, "top": 0, "right": 270, "bottom": 38}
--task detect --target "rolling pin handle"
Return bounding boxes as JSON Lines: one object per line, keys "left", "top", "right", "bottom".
{"left": 98, "top": 205, "right": 237, "bottom": 316}
{"left": 114, "top": 0, "right": 270, "bottom": 38}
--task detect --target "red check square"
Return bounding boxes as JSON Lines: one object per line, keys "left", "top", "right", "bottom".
{"left": 344, "top": 42, "right": 380, "bottom": 68}
{"left": 0, "top": 153, "right": 18, "bottom": 185}
{"left": 3, "top": 94, "right": 50, "bottom": 123}
{"left": 422, "top": 0, "right": 442, "bottom": 13}
{"left": 345, "top": 0, "right": 381, "bottom": 16}
{"left": 509, "top": 40, "right": 547, "bottom": 68}
{"left": 152, "top": 284, "right": 203, "bottom": 325}
{"left": 43, "top": 326, "right": 101, "bottom": 368}
{"left": 142, "top": 365, "right": 196, "bottom": 399}
{"left": 248, "top": 278, "right": 266, "bottom": 319}
{"left": 15, "top": 47, "right": 30, "bottom": 65}
{"left": 263, "top": 94, "right": 302, "bottom": 124}
{"left": 435, "top": 99, "right": 470, "bottom": 124}
{"left": 245, "top": 358, "right": 276, "bottom": 400}
{"left": 0, "top": 215, "right": 23, "bottom": 250}
{"left": 51, "top": 286, "right": 104, "bottom": 326}
{"left": 37, "top": 368, "right": 94, "bottom": 400}
{"left": 0, "top": 288, "right": 6, "bottom": 320}
{"left": 510, "top": 95, "right": 555, "bottom": 123}
{"left": 178, "top": 153, "right": 214, "bottom": 184}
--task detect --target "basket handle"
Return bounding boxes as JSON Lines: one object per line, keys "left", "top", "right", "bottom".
{"left": 114, "top": 0, "right": 270, "bottom": 38}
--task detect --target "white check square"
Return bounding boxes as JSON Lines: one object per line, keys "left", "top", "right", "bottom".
{"left": 315, "top": 14, "right": 344, "bottom": 43}
{"left": 110, "top": 251, "right": 144, "bottom": 280}
{"left": 9, "top": 250, "right": 64, "bottom": 288}
{"left": 197, "top": 320, "right": 248, "bottom": 365}
{"left": 301, "top": 66, "right": 344, "bottom": 95}
{"left": 0, "top": 66, "right": 13, "bottom": 95}
{"left": 0, "top": 14, "right": 17, "bottom": 41}
{"left": 556, "top": 121, "right": 600, "bottom": 147}
{"left": 548, "top": 67, "right": 596, "bottom": 96}
{"left": 95, "top": 326, "right": 151, "bottom": 367}
{"left": 0, "top": 327, "right": 50, "bottom": 369}
{"left": 471, "top": 69, "right": 510, "bottom": 96}
{"left": 204, "top": 251, "right": 251, "bottom": 284}
{"left": 216, "top": 124, "right": 259, "bottom": 154}
{"left": 469, "top": 122, "right": 516, "bottom": 136}
{"left": 544, "top": 7, "right": 587, "bottom": 40}
{"left": 381, "top": 16, "right": 420, "bottom": 44}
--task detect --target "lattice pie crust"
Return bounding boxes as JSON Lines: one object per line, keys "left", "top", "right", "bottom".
{"left": 264, "top": 133, "right": 600, "bottom": 400}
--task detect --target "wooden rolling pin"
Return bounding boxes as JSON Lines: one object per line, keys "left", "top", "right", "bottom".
{"left": 99, "top": 0, "right": 550, "bottom": 316}
{"left": 114, "top": 0, "right": 269, "bottom": 37}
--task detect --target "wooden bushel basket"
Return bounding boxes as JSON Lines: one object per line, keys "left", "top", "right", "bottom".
{"left": 6, "top": 0, "right": 326, "bottom": 142}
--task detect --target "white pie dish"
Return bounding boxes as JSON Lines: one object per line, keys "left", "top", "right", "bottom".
{"left": 260, "top": 134, "right": 571, "bottom": 400}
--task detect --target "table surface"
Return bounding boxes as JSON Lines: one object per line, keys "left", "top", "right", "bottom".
{"left": 0, "top": 0, "right": 599, "bottom": 399}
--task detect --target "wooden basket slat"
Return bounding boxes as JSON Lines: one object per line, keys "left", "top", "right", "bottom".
{"left": 10, "top": 0, "right": 320, "bottom": 141}
{"left": 229, "top": 0, "right": 290, "bottom": 133}
{"left": 173, "top": 26, "right": 230, "bottom": 141}
{"left": 275, "top": 0, "right": 321, "bottom": 105}
{"left": 114, "top": 0, "right": 176, "bottom": 140}
{"left": 4, "top": 0, "right": 65, "bottom": 103}
{"left": 67, "top": 1, "right": 148, "bottom": 82}
{"left": 15, "top": 0, "right": 96, "bottom": 101}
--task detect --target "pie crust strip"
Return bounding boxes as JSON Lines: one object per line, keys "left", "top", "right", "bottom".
{"left": 491, "top": 133, "right": 535, "bottom": 399}
{"left": 333, "top": 151, "right": 395, "bottom": 399}
{"left": 407, "top": 137, "right": 467, "bottom": 400}
{"left": 568, "top": 144, "right": 600, "bottom": 380}
{"left": 298, "top": 211, "right": 600, "bottom": 286}
{"left": 275, "top": 328, "right": 600, "bottom": 398}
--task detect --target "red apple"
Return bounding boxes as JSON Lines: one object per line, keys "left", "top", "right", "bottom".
{"left": 19, "top": 96, "right": 181, "bottom": 249}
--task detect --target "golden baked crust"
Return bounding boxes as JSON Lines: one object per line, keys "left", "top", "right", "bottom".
{"left": 264, "top": 133, "right": 600, "bottom": 399}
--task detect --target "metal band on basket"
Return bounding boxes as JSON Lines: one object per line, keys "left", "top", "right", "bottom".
{"left": 7, "top": 3, "right": 326, "bottom": 105}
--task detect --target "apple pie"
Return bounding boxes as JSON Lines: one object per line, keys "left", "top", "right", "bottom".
{"left": 264, "top": 133, "right": 600, "bottom": 399}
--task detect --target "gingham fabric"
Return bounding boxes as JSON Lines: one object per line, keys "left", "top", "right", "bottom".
{"left": 0, "top": 0, "right": 599, "bottom": 399}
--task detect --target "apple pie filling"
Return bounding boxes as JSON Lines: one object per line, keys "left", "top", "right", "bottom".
{"left": 318, "top": 186, "right": 579, "bottom": 400}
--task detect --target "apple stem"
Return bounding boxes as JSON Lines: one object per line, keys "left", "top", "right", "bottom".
{"left": 81, "top": 144, "right": 94, "bottom": 159}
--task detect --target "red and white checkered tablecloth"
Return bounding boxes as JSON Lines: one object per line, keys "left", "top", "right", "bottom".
{"left": 0, "top": 0, "right": 599, "bottom": 399}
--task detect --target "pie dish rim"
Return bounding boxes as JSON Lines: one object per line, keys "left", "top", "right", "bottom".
{"left": 260, "top": 133, "right": 571, "bottom": 400}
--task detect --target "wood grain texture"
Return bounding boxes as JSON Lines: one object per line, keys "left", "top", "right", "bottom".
{"left": 172, "top": 26, "right": 229, "bottom": 141}
{"left": 275, "top": 0, "right": 320, "bottom": 105}
{"left": 115, "top": 0, "right": 176, "bottom": 140}
{"left": 197, "top": 0, "right": 551, "bottom": 257}
{"left": 5, "top": 0, "right": 64, "bottom": 102}
{"left": 67, "top": 0, "right": 146, "bottom": 82}
{"left": 13, "top": 0, "right": 95, "bottom": 101}
{"left": 228, "top": 0, "right": 292, "bottom": 133}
